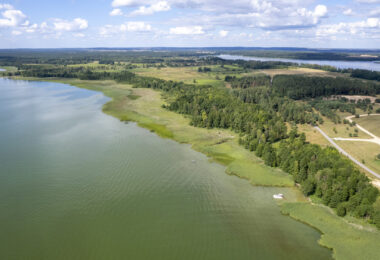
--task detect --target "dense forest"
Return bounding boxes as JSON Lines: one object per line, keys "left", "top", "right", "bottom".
{"left": 225, "top": 75, "right": 271, "bottom": 88}
{"left": 349, "top": 69, "right": 380, "bottom": 81}
{"left": 272, "top": 75, "right": 380, "bottom": 99}
{"left": 235, "top": 87, "right": 322, "bottom": 124}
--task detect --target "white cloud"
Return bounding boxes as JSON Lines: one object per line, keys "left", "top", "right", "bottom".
{"left": 130, "top": 1, "right": 170, "bottom": 16}
{"left": 110, "top": 8, "right": 123, "bottom": 16}
{"left": 108, "top": 1, "right": 328, "bottom": 32}
{"left": 168, "top": 3, "right": 328, "bottom": 31}
{"left": 112, "top": 0, "right": 145, "bottom": 7}
{"left": 316, "top": 18, "right": 380, "bottom": 37}
{"left": 170, "top": 26, "right": 204, "bottom": 35}
{"left": 53, "top": 18, "right": 88, "bottom": 31}
{"left": 121, "top": 21, "right": 152, "bottom": 31}
{"left": 313, "top": 5, "right": 327, "bottom": 17}
{"left": 219, "top": 30, "right": 228, "bottom": 37}
{"left": 0, "top": 4, "right": 13, "bottom": 10}
{"left": 24, "top": 23, "right": 38, "bottom": 33}
{"left": 11, "top": 30, "right": 21, "bottom": 35}
{"left": 367, "top": 18, "right": 380, "bottom": 27}
{"left": 100, "top": 21, "right": 152, "bottom": 36}
{"left": 343, "top": 9, "right": 353, "bottom": 16}
{"left": 0, "top": 9, "right": 27, "bottom": 27}
{"left": 73, "top": 33, "right": 85, "bottom": 38}
{"left": 369, "top": 8, "right": 380, "bottom": 17}
{"left": 99, "top": 25, "right": 117, "bottom": 36}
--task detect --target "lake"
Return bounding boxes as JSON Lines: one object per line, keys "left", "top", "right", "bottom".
{"left": 219, "top": 54, "right": 380, "bottom": 71}
{"left": 0, "top": 78, "right": 332, "bottom": 260}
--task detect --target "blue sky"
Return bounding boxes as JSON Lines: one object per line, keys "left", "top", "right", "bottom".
{"left": 0, "top": 0, "right": 379, "bottom": 48}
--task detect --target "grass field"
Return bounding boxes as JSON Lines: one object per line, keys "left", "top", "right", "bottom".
{"left": 309, "top": 113, "right": 380, "bottom": 180}
{"left": 336, "top": 140, "right": 380, "bottom": 175}
{"left": 256, "top": 67, "right": 338, "bottom": 77}
{"left": 319, "top": 116, "right": 371, "bottom": 139}
{"left": 131, "top": 66, "right": 225, "bottom": 87}
{"left": 298, "top": 124, "right": 331, "bottom": 147}
{"left": 17, "top": 76, "right": 380, "bottom": 260}
{"left": 0, "top": 66, "right": 18, "bottom": 72}
{"left": 282, "top": 202, "right": 380, "bottom": 260}
{"left": 355, "top": 115, "right": 380, "bottom": 137}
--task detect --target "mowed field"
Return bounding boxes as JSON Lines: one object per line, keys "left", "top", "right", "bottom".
{"left": 256, "top": 67, "right": 340, "bottom": 78}
{"left": 355, "top": 114, "right": 380, "bottom": 137}
{"left": 318, "top": 117, "right": 371, "bottom": 139}
{"left": 297, "top": 124, "right": 331, "bottom": 147}
{"left": 130, "top": 66, "right": 342, "bottom": 87}
{"left": 131, "top": 66, "right": 225, "bottom": 87}
{"left": 336, "top": 140, "right": 380, "bottom": 176}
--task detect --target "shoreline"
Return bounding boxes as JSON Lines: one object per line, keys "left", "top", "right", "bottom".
{"left": 7, "top": 76, "right": 380, "bottom": 259}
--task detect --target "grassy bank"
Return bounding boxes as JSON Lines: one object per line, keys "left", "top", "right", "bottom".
{"left": 282, "top": 202, "right": 380, "bottom": 260}
{"left": 14, "top": 77, "right": 380, "bottom": 259}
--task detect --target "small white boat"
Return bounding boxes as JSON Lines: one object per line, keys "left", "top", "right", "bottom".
{"left": 273, "top": 193, "right": 284, "bottom": 199}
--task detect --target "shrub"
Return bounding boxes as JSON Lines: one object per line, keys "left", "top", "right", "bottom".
{"left": 337, "top": 204, "right": 347, "bottom": 217}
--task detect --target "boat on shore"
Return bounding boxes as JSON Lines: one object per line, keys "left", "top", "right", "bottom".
{"left": 273, "top": 194, "right": 284, "bottom": 199}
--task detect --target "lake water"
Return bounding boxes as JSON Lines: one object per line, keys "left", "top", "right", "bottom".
{"left": 0, "top": 78, "right": 332, "bottom": 260}
{"left": 219, "top": 54, "right": 380, "bottom": 71}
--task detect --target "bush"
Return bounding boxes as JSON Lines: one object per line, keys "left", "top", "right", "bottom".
{"left": 337, "top": 204, "right": 347, "bottom": 217}
{"left": 302, "top": 179, "right": 316, "bottom": 196}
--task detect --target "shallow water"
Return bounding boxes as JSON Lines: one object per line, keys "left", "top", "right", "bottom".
{"left": 219, "top": 54, "right": 380, "bottom": 71}
{"left": 0, "top": 78, "right": 332, "bottom": 259}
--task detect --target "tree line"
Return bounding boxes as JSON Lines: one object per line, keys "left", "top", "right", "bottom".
{"left": 225, "top": 75, "right": 271, "bottom": 88}
{"left": 272, "top": 75, "right": 380, "bottom": 99}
